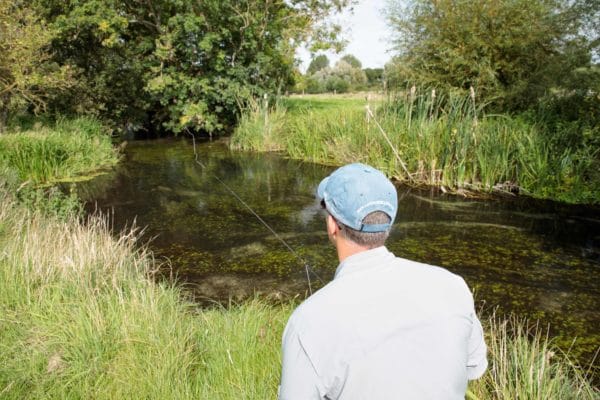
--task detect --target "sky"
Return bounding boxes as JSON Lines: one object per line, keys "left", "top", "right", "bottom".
{"left": 297, "top": 0, "right": 394, "bottom": 72}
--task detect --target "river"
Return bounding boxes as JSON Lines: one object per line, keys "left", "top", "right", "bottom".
{"left": 77, "top": 137, "right": 600, "bottom": 367}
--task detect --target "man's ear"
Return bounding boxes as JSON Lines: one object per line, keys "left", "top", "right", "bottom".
{"left": 326, "top": 214, "right": 339, "bottom": 237}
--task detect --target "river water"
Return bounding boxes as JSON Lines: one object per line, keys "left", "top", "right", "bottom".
{"left": 78, "top": 137, "right": 600, "bottom": 366}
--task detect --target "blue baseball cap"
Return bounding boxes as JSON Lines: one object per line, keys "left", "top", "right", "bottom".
{"left": 317, "top": 163, "right": 398, "bottom": 232}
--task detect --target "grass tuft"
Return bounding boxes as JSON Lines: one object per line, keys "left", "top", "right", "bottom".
{"left": 468, "top": 314, "right": 598, "bottom": 399}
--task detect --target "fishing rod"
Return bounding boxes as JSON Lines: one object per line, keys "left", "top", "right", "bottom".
{"left": 186, "top": 130, "right": 324, "bottom": 295}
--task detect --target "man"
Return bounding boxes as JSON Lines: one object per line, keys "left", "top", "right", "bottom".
{"left": 279, "top": 163, "right": 487, "bottom": 399}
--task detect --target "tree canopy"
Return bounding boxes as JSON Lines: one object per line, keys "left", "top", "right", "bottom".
{"left": 385, "top": 0, "right": 597, "bottom": 110}
{"left": 364, "top": 68, "right": 383, "bottom": 88}
{"left": 12, "top": 0, "right": 354, "bottom": 134}
{"left": 307, "top": 54, "right": 331, "bottom": 75}
{"left": 0, "top": 0, "right": 74, "bottom": 130}
{"left": 340, "top": 54, "right": 361, "bottom": 69}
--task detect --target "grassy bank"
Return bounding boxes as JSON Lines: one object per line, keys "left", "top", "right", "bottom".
{"left": 231, "top": 94, "right": 599, "bottom": 204}
{"left": 0, "top": 117, "right": 597, "bottom": 398}
{"left": 0, "top": 117, "right": 121, "bottom": 217}
{"left": 0, "top": 193, "right": 289, "bottom": 398}
{"left": 0, "top": 117, "right": 119, "bottom": 187}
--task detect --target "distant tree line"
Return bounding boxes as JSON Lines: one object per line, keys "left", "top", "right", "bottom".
{"left": 293, "top": 54, "right": 383, "bottom": 94}
{"left": 0, "top": 0, "right": 352, "bottom": 134}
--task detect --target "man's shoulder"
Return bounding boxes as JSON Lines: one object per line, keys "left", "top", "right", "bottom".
{"left": 393, "top": 255, "right": 471, "bottom": 291}
{"left": 288, "top": 254, "right": 474, "bottom": 333}
{"left": 285, "top": 277, "right": 357, "bottom": 339}
{"left": 289, "top": 281, "right": 340, "bottom": 323}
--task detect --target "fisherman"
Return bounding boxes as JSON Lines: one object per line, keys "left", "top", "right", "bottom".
{"left": 279, "top": 163, "right": 487, "bottom": 399}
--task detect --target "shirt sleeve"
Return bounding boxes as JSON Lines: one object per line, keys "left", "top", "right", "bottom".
{"left": 279, "top": 317, "right": 323, "bottom": 400}
{"left": 466, "top": 312, "right": 488, "bottom": 380}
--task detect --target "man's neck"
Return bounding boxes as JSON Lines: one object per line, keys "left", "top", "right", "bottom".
{"left": 336, "top": 237, "right": 370, "bottom": 263}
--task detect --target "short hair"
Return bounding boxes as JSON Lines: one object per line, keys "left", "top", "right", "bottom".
{"left": 337, "top": 211, "right": 391, "bottom": 248}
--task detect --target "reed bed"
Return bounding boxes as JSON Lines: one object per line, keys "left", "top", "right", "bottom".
{"left": 0, "top": 117, "right": 119, "bottom": 185}
{"left": 232, "top": 93, "right": 598, "bottom": 203}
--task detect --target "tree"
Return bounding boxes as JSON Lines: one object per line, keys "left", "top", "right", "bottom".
{"left": 307, "top": 54, "right": 330, "bottom": 75}
{"left": 333, "top": 60, "right": 367, "bottom": 89}
{"left": 0, "top": 0, "right": 73, "bottom": 131}
{"left": 292, "top": 69, "right": 308, "bottom": 94}
{"left": 33, "top": 0, "right": 354, "bottom": 134}
{"left": 306, "top": 75, "right": 326, "bottom": 93}
{"left": 305, "top": 60, "right": 366, "bottom": 93}
{"left": 340, "top": 54, "right": 362, "bottom": 69}
{"left": 364, "top": 68, "right": 384, "bottom": 88}
{"left": 579, "top": 0, "right": 600, "bottom": 59}
{"left": 385, "top": 0, "right": 595, "bottom": 110}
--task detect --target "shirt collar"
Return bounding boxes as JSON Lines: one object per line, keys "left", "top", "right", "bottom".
{"left": 334, "top": 246, "right": 394, "bottom": 279}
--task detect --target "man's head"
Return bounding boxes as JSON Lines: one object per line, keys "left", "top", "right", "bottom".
{"left": 317, "top": 163, "right": 398, "bottom": 249}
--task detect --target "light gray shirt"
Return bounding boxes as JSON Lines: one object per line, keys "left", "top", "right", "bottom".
{"left": 279, "top": 246, "right": 487, "bottom": 400}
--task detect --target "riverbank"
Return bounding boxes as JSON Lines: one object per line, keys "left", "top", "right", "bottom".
{"left": 0, "top": 121, "right": 597, "bottom": 398}
{"left": 0, "top": 191, "right": 289, "bottom": 398}
{"left": 231, "top": 94, "right": 600, "bottom": 204}
{"left": 0, "top": 117, "right": 119, "bottom": 186}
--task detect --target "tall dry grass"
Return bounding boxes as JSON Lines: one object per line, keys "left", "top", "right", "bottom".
{"left": 468, "top": 315, "right": 598, "bottom": 399}
{"left": 0, "top": 187, "right": 292, "bottom": 399}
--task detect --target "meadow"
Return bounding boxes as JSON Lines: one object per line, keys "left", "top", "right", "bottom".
{"left": 231, "top": 93, "right": 599, "bottom": 204}
{"left": 0, "top": 118, "right": 597, "bottom": 398}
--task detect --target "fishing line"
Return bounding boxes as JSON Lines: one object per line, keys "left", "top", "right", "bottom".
{"left": 365, "top": 104, "right": 413, "bottom": 181}
{"left": 186, "top": 131, "right": 324, "bottom": 294}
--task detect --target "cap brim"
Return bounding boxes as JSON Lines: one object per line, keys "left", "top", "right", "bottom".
{"left": 317, "top": 176, "right": 329, "bottom": 199}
